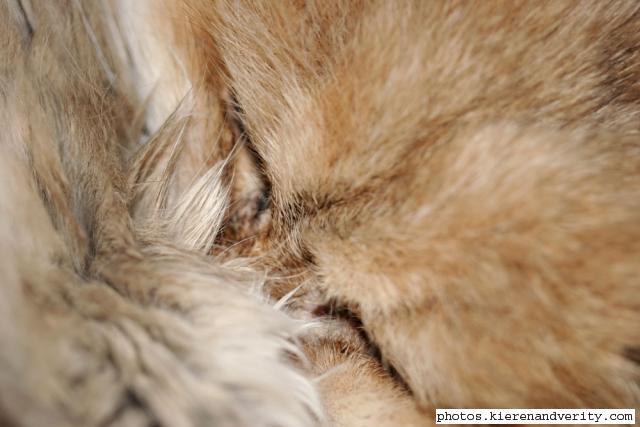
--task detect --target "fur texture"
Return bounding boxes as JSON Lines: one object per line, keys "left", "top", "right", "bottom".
{"left": 0, "top": 1, "right": 320, "bottom": 426}
{"left": 1, "top": 1, "right": 640, "bottom": 426}
{"left": 172, "top": 0, "right": 640, "bottom": 417}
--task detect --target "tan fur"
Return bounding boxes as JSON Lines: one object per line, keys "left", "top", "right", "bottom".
{"left": 172, "top": 0, "right": 640, "bottom": 419}
{"left": 2, "top": 0, "right": 640, "bottom": 426}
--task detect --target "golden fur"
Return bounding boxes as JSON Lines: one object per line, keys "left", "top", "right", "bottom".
{"left": 1, "top": 0, "right": 639, "bottom": 426}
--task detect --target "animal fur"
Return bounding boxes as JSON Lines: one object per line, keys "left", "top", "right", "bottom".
{"left": 0, "top": 1, "right": 319, "bottom": 426}
{"left": 1, "top": 0, "right": 639, "bottom": 426}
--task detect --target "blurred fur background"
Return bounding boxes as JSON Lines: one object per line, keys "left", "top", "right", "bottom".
{"left": 0, "top": 1, "right": 639, "bottom": 426}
